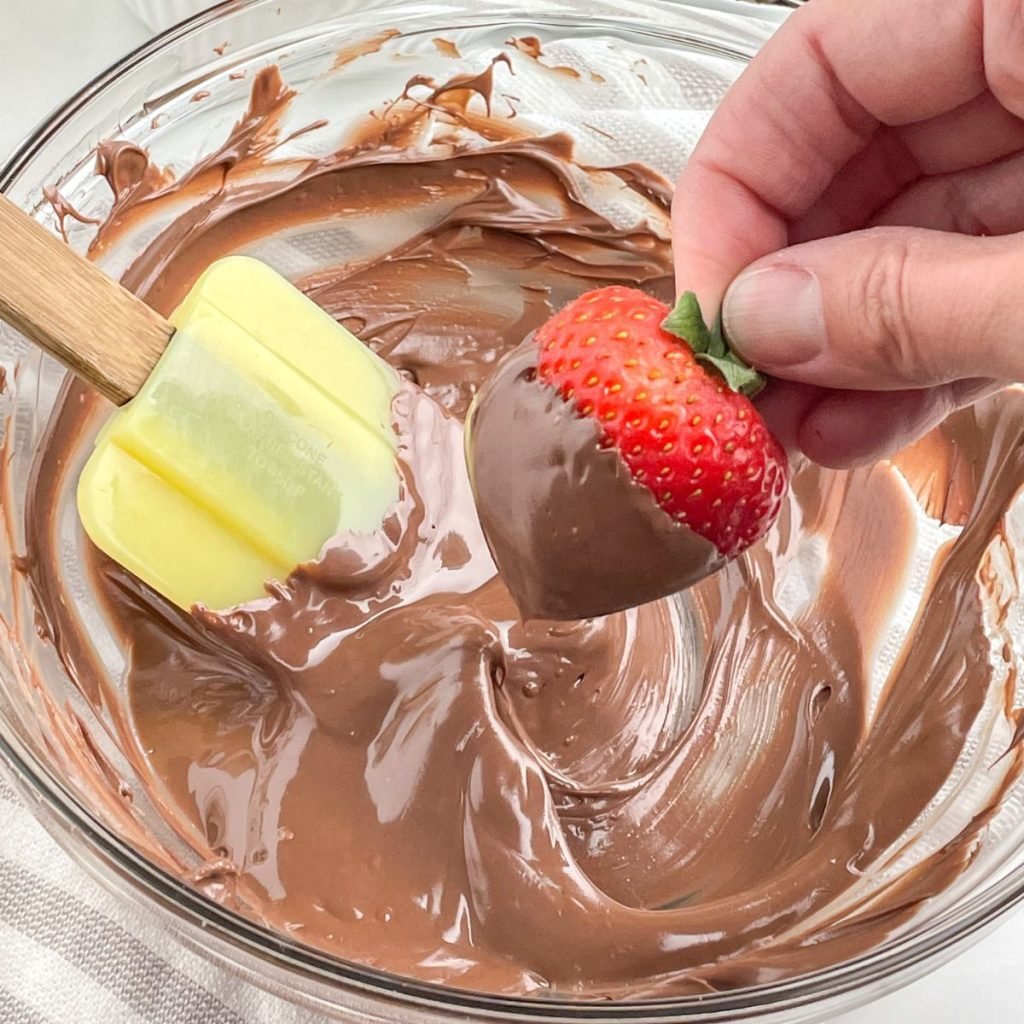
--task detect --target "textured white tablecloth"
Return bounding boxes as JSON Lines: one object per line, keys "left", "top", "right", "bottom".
{"left": 1, "top": 2, "right": 1023, "bottom": 1021}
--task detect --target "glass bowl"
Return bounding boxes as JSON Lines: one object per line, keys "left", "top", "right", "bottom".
{"left": 1, "top": 2, "right": 1023, "bottom": 1022}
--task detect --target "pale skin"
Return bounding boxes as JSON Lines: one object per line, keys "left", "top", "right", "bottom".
{"left": 672, "top": 0, "right": 1024, "bottom": 467}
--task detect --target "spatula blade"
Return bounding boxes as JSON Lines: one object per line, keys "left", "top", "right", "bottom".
{"left": 77, "top": 256, "right": 400, "bottom": 611}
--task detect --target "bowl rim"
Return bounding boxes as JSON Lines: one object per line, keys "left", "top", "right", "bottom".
{"left": 1, "top": 0, "right": 1022, "bottom": 1019}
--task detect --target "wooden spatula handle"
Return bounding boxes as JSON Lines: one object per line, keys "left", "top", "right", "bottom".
{"left": 0, "top": 193, "right": 173, "bottom": 405}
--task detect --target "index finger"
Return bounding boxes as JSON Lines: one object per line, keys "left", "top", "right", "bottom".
{"left": 672, "top": 0, "right": 992, "bottom": 312}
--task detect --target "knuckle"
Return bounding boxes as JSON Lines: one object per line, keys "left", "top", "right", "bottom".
{"left": 940, "top": 178, "right": 989, "bottom": 237}
{"left": 850, "top": 233, "right": 924, "bottom": 382}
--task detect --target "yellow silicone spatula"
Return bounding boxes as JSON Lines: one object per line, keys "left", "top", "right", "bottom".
{"left": 0, "top": 194, "right": 400, "bottom": 611}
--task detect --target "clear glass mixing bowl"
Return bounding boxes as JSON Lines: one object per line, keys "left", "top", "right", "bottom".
{"left": 2, "top": 1, "right": 1023, "bottom": 1021}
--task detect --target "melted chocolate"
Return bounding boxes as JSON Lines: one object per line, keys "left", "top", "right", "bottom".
{"left": 13, "top": 50, "right": 1024, "bottom": 1000}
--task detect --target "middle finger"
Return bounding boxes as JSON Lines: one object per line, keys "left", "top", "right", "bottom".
{"left": 792, "top": 91, "right": 1024, "bottom": 243}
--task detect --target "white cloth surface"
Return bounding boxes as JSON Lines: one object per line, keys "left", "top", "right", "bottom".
{"left": 1, "top": 1, "right": 1024, "bottom": 1022}
{"left": 0, "top": 774, "right": 314, "bottom": 1024}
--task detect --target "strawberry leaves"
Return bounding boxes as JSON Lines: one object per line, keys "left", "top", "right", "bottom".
{"left": 662, "top": 292, "right": 765, "bottom": 397}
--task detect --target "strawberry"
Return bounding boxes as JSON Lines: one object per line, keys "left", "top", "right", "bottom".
{"left": 534, "top": 285, "right": 788, "bottom": 558}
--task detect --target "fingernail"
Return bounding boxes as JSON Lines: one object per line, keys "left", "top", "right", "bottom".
{"left": 722, "top": 266, "right": 825, "bottom": 368}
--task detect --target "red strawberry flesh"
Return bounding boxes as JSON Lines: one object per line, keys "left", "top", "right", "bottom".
{"left": 535, "top": 286, "right": 788, "bottom": 558}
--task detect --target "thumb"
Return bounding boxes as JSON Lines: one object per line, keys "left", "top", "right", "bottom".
{"left": 721, "top": 227, "right": 1024, "bottom": 390}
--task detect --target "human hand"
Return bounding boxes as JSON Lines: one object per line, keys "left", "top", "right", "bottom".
{"left": 672, "top": 0, "right": 1024, "bottom": 467}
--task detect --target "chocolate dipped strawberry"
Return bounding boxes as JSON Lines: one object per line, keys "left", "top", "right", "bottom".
{"left": 466, "top": 286, "right": 789, "bottom": 619}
